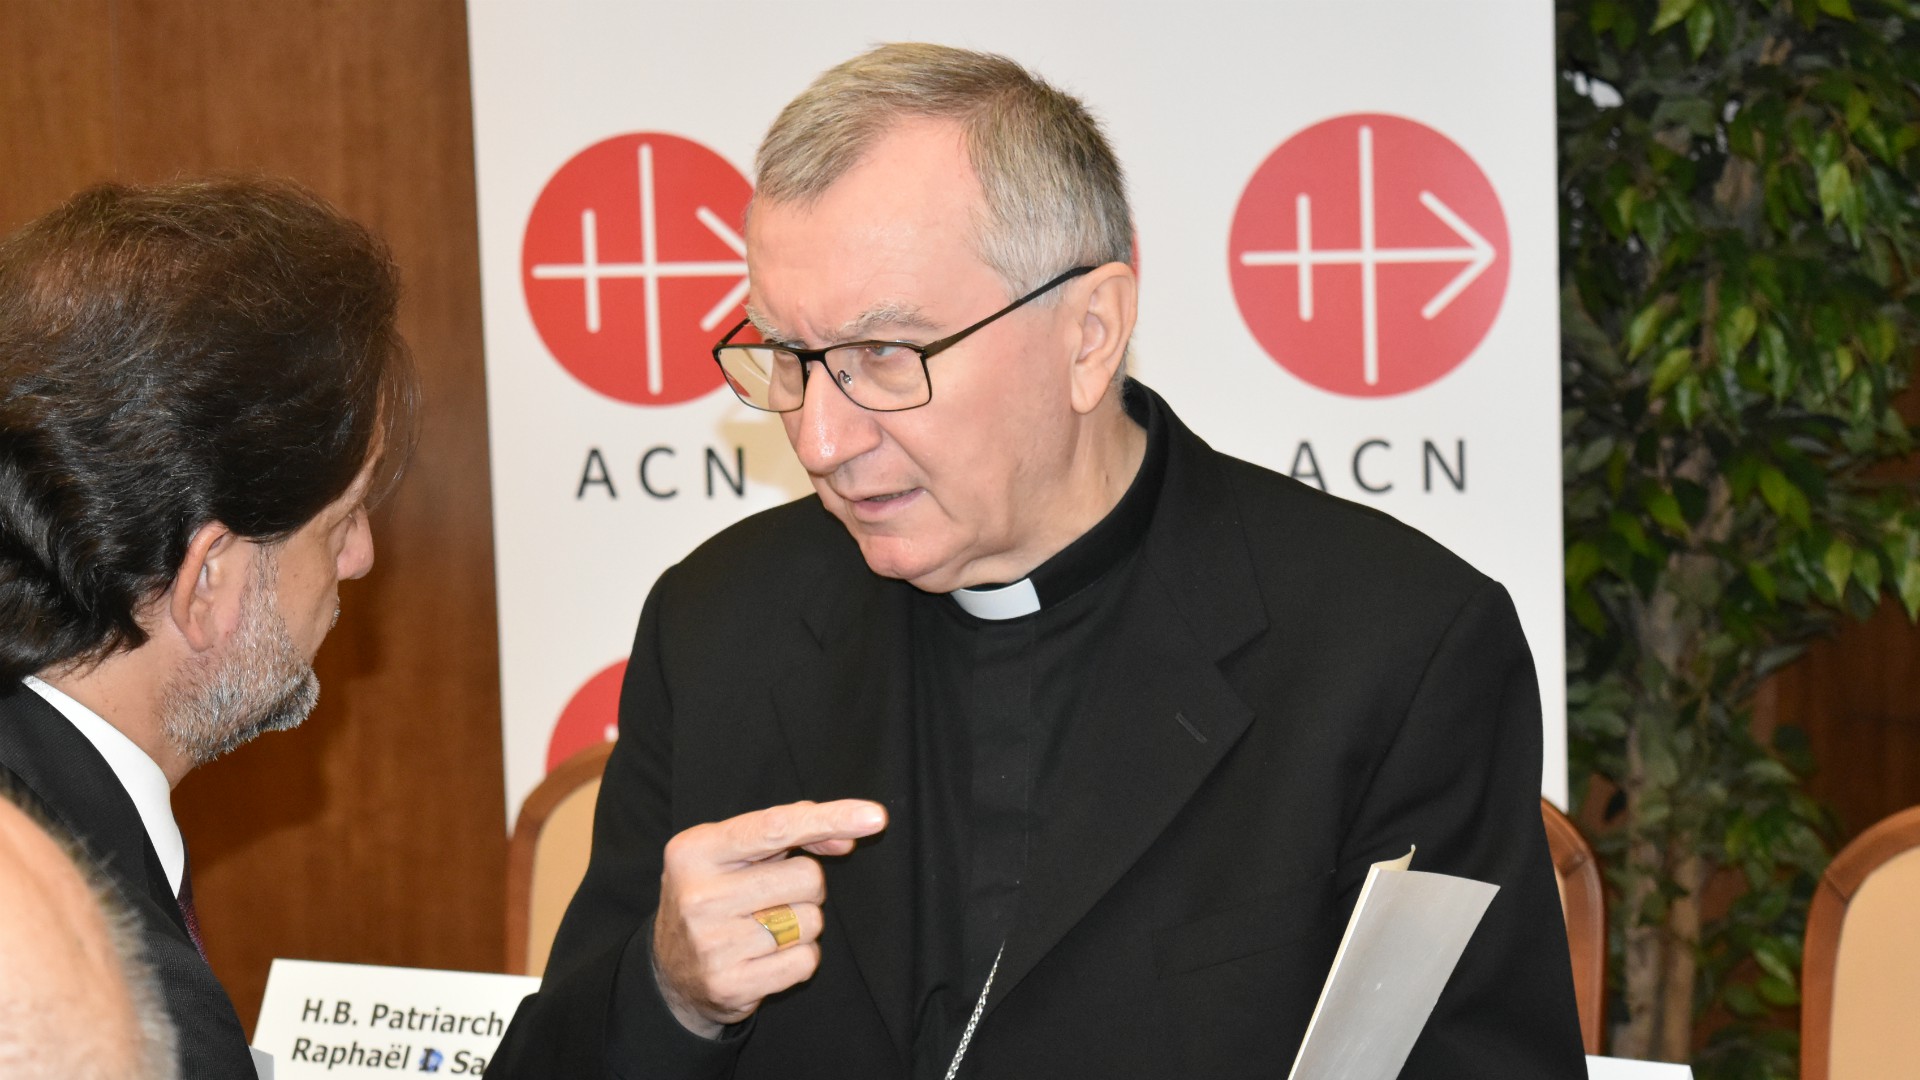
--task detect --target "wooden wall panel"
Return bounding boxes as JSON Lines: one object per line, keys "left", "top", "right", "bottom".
{"left": 1, "top": 0, "right": 504, "bottom": 1031}
{"left": 0, "top": 0, "right": 117, "bottom": 224}
{"left": 1772, "top": 602, "right": 1920, "bottom": 842}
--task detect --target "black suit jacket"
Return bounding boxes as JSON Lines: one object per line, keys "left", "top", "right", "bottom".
{"left": 0, "top": 681, "right": 257, "bottom": 1080}
{"left": 491, "top": 385, "right": 1587, "bottom": 1079}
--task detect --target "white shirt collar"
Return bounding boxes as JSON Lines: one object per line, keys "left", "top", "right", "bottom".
{"left": 21, "top": 675, "right": 185, "bottom": 896}
{"left": 950, "top": 578, "right": 1042, "bottom": 620}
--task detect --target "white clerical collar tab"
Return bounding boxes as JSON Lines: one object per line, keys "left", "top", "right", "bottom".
{"left": 951, "top": 578, "right": 1041, "bottom": 620}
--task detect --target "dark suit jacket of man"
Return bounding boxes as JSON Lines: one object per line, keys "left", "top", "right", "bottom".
{"left": 0, "top": 681, "right": 256, "bottom": 1080}
{"left": 490, "top": 384, "right": 1587, "bottom": 1079}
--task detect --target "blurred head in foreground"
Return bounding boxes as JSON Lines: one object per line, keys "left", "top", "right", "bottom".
{"left": 0, "top": 794, "right": 177, "bottom": 1080}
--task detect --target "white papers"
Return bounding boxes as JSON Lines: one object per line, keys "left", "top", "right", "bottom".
{"left": 1586, "top": 1056, "right": 1695, "bottom": 1079}
{"left": 252, "top": 959, "right": 538, "bottom": 1078}
{"left": 1288, "top": 848, "right": 1499, "bottom": 1080}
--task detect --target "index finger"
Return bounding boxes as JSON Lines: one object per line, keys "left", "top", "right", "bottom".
{"left": 723, "top": 799, "right": 887, "bottom": 864}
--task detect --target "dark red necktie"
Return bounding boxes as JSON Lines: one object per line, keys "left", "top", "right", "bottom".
{"left": 177, "top": 856, "right": 208, "bottom": 962}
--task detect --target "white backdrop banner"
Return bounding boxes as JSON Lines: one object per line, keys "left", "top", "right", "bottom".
{"left": 468, "top": 0, "right": 1567, "bottom": 827}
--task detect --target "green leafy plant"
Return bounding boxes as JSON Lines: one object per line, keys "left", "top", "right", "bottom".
{"left": 1558, "top": 1, "right": 1920, "bottom": 1075}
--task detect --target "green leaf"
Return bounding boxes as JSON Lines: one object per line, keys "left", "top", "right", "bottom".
{"left": 1759, "top": 467, "right": 1812, "bottom": 528}
{"left": 1824, "top": 539, "right": 1855, "bottom": 599}
{"left": 1745, "top": 758, "right": 1799, "bottom": 786}
{"left": 1673, "top": 374, "right": 1703, "bottom": 428}
{"left": 1613, "top": 186, "right": 1641, "bottom": 239}
{"left": 1748, "top": 563, "right": 1779, "bottom": 605}
{"left": 1572, "top": 437, "right": 1614, "bottom": 474}
{"left": 1900, "top": 557, "right": 1920, "bottom": 621}
{"left": 1818, "top": 162, "right": 1854, "bottom": 224}
{"left": 1642, "top": 735, "right": 1681, "bottom": 788}
{"left": 1567, "top": 541, "right": 1605, "bottom": 590}
{"left": 1649, "top": 490, "right": 1689, "bottom": 536}
{"left": 1853, "top": 549, "right": 1883, "bottom": 599}
{"left": 1753, "top": 938, "right": 1799, "bottom": 986}
{"left": 1758, "top": 974, "right": 1802, "bottom": 1007}
{"left": 1626, "top": 301, "right": 1664, "bottom": 360}
{"left": 1729, "top": 458, "right": 1760, "bottom": 502}
{"left": 1611, "top": 510, "right": 1654, "bottom": 556}
{"left": 1758, "top": 323, "right": 1790, "bottom": 400}
{"left": 1816, "top": 0, "right": 1855, "bottom": 18}
{"left": 1845, "top": 89, "right": 1873, "bottom": 133}
{"left": 1652, "top": 0, "right": 1699, "bottom": 33}
{"left": 1724, "top": 982, "right": 1765, "bottom": 1017}
{"left": 1651, "top": 347, "right": 1694, "bottom": 398}
{"left": 1721, "top": 305, "right": 1759, "bottom": 359}
{"left": 1686, "top": 2, "right": 1715, "bottom": 57}
{"left": 1865, "top": 317, "right": 1898, "bottom": 364}
{"left": 1569, "top": 587, "right": 1609, "bottom": 636}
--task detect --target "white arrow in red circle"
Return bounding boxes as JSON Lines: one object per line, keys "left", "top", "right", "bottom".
{"left": 529, "top": 142, "right": 749, "bottom": 396}
{"left": 1237, "top": 125, "right": 1495, "bottom": 387}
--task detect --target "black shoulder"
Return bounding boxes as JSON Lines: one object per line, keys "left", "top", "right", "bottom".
{"left": 647, "top": 495, "right": 862, "bottom": 628}
{"left": 1215, "top": 453, "right": 1493, "bottom": 618}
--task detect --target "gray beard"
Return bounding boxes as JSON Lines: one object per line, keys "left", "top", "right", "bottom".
{"left": 159, "top": 560, "right": 324, "bottom": 768}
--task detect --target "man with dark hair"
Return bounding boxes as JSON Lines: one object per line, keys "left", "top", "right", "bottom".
{"left": 494, "top": 42, "right": 1583, "bottom": 1080}
{"left": 0, "top": 178, "right": 417, "bottom": 1080}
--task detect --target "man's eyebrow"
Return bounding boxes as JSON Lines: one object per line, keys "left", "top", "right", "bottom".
{"left": 742, "top": 300, "right": 943, "bottom": 349}
{"left": 832, "top": 302, "right": 941, "bottom": 342}
{"left": 742, "top": 305, "right": 792, "bottom": 346}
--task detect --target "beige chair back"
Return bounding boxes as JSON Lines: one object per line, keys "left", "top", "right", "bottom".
{"left": 1541, "top": 797, "right": 1606, "bottom": 1054}
{"left": 1803, "top": 805, "right": 1920, "bottom": 1080}
{"left": 507, "top": 741, "right": 616, "bottom": 977}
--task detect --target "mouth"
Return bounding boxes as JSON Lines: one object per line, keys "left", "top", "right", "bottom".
{"left": 841, "top": 487, "right": 922, "bottom": 520}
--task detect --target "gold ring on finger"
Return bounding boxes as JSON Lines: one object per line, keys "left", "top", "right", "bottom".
{"left": 751, "top": 904, "right": 801, "bottom": 950}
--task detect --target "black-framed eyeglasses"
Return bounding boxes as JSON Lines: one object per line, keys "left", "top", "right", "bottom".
{"left": 711, "top": 265, "right": 1096, "bottom": 413}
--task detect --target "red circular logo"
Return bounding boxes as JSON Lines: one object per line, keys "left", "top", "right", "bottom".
{"left": 546, "top": 660, "right": 626, "bottom": 773}
{"left": 522, "top": 133, "right": 752, "bottom": 406}
{"left": 1228, "top": 114, "right": 1509, "bottom": 398}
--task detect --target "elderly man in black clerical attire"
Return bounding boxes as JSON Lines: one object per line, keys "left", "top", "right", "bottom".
{"left": 491, "top": 43, "right": 1586, "bottom": 1079}
{"left": 0, "top": 179, "right": 416, "bottom": 1080}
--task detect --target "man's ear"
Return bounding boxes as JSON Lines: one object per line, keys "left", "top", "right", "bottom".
{"left": 1067, "top": 262, "right": 1138, "bottom": 415}
{"left": 166, "top": 522, "right": 246, "bottom": 654}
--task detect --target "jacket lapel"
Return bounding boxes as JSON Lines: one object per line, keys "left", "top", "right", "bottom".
{"left": 761, "top": 388, "right": 1272, "bottom": 1041}
{"left": 0, "top": 682, "right": 194, "bottom": 938}
{"left": 986, "top": 398, "right": 1271, "bottom": 1013}
{"left": 771, "top": 564, "right": 917, "bottom": 1063}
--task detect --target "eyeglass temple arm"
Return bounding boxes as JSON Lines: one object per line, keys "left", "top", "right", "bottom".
{"left": 919, "top": 266, "right": 1098, "bottom": 359}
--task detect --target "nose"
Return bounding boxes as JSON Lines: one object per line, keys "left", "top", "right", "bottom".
{"left": 338, "top": 507, "right": 375, "bottom": 581}
{"left": 785, "top": 360, "right": 882, "bottom": 476}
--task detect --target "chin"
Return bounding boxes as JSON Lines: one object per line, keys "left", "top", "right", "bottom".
{"left": 851, "top": 533, "right": 963, "bottom": 592}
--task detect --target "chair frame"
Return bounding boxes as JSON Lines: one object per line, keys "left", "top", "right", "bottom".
{"left": 1542, "top": 797, "right": 1607, "bottom": 1054}
{"left": 505, "top": 740, "right": 617, "bottom": 976}
{"left": 1801, "top": 804, "right": 1920, "bottom": 1080}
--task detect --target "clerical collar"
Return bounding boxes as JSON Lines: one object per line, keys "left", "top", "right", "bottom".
{"left": 951, "top": 382, "right": 1167, "bottom": 620}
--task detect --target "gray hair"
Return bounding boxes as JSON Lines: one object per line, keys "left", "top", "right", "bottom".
{"left": 754, "top": 42, "right": 1133, "bottom": 300}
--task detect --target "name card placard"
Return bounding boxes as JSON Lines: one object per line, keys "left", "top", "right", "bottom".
{"left": 252, "top": 959, "right": 538, "bottom": 1077}
{"left": 1587, "top": 1057, "right": 1696, "bottom": 1079}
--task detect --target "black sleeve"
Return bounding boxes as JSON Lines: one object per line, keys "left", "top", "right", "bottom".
{"left": 488, "top": 567, "right": 747, "bottom": 1080}
{"left": 1338, "top": 579, "right": 1588, "bottom": 1079}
